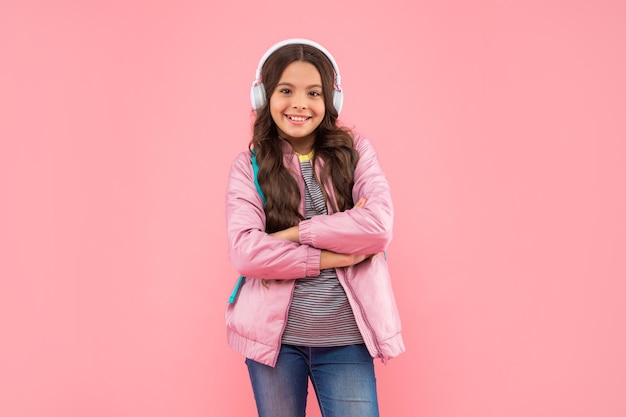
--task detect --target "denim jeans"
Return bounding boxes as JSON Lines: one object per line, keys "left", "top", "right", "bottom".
{"left": 245, "top": 344, "right": 380, "bottom": 417}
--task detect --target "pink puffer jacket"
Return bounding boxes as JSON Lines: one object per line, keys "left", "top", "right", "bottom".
{"left": 225, "top": 134, "right": 405, "bottom": 367}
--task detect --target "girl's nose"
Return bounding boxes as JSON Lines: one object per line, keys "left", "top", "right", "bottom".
{"left": 291, "top": 93, "right": 307, "bottom": 109}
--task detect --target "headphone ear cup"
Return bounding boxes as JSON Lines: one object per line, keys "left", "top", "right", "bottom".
{"left": 332, "top": 90, "right": 344, "bottom": 114}
{"left": 250, "top": 83, "right": 267, "bottom": 111}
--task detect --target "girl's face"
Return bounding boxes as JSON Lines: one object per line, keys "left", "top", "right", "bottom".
{"left": 269, "top": 61, "right": 325, "bottom": 154}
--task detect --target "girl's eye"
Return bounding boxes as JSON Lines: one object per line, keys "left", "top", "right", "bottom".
{"left": 280, "top": 88, "right": 291, "bottom": 94}
{"left": 309, "top": 91, "right": 321, "bottom": 97}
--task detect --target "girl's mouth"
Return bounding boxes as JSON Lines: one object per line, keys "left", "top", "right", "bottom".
{"left": 286, "top": 115, "right": 311, "bottom": 122}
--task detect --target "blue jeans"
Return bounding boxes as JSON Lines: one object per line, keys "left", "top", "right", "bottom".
{"left": 246, "top": 344, "right": 380, "bottom": 417}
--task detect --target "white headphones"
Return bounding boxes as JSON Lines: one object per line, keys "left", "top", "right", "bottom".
{"left": 250, "top": 38, "right": 344, "bottom": 114}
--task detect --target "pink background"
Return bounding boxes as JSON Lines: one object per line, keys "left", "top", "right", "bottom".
{"left": 1, "top": 1, "right": 625, "bottom": 416}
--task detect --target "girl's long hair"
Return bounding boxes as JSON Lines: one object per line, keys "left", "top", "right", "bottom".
{"left": 250, "top": 43, "right": 358, "bottom": 233}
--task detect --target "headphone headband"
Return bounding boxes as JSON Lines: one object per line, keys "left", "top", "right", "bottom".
{"left": 250, "top": 38, "right": 344, "bottom": 113}
{"left": 253, "top": 38, "right": 342, "bottom": 88}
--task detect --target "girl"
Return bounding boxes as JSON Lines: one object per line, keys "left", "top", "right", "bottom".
{"left": 225, "top": 38, "right": 405, "bottom": 417}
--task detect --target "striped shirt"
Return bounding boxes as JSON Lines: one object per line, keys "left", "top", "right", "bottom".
{"left": 281, "top": 152, "right": 364, "bottom": 347}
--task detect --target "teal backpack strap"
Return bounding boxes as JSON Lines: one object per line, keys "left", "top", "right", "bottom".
{"left": 228, "top": 275, "right": 244, "bottom": 304}
{"left": 250, "top": 149, "right": 266, "bottom": 206}
{"left": 228, "top": 149, "right": 266, "bottom": 304}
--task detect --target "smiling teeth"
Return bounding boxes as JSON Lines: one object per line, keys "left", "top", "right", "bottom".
{"left": 288, "top": 116, "right": 309, "bottom": 121}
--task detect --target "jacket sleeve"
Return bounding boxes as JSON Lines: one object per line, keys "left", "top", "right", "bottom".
{"left": 226, "top": 151, "right": 321, "bottom": 279}
{"left": 298, "top": 136, "right": 394, "bottom": 254}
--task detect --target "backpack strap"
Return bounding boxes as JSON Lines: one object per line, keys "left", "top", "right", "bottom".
{"left": 228, "top": 149, "right": 266, "bottom": 304}
{"left": 228, "top": 275, "right": 244, "bottom": 304}
{"left": 250, "top": 149, "right": 266, "bottom": 206}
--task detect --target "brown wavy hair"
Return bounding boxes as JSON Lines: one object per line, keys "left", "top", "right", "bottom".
{"left": 250, "top": 43, "right": 358, "bottom": 233}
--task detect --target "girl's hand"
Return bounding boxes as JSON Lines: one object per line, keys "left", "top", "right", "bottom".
{"left": 269, "top": 225, "right": 300, "bottom": 243}
{"left": 349, "top": 253, "right": 371, "bottom": 265}
{"left": 320, "top": 250, "right": 373, "bottom": 269}
{"left": 271, "top": 198, "right": 366, "bottom": 243}
{"left": 352, "top": 197, "right": 367, "bottom": 209}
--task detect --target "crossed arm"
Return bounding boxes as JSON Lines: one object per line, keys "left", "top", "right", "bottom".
{"left": 270, "top": 197, "right": 372, "bottom": 269}
{"left": 227, "top": 136, "right": 392, "bottom": 279}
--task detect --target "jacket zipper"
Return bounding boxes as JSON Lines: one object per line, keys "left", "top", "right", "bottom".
{"left": 274, "top": 280, "right": 296, "bottom": 365}
{"left": 311, "top": 154, "right": 386, "bottom": 362}
{"left": 339, "top": 267, "right": 386, "bottom": 362}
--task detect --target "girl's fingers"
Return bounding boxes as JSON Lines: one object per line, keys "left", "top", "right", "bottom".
{"left": 353, "top": 197, "right": 367, "bottom": 209}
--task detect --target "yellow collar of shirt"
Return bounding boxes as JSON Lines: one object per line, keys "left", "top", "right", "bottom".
{"left": 296, "top": 150, "right": 315, "bottom": 162}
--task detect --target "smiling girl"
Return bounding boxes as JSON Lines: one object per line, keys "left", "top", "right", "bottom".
{"left": 225, "top": 39, "right": 405, "bottom": 417}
